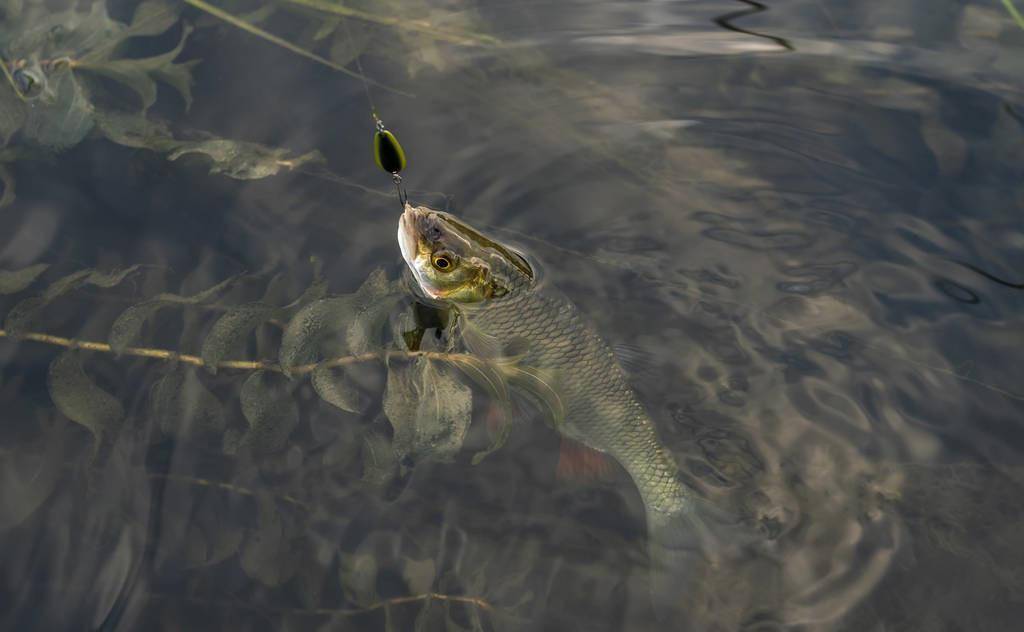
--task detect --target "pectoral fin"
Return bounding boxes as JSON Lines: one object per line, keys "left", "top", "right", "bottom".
{"left": 501, "top": 364, "right": 566, "bottom": 429}
{"left": 460, "top": 317, "right": 504, "bottom": 359}
{"left": 449, "top": 354, "right": 509, "bottom": 401}
{"left": 461, "top": 316, "right": 530, "bottom": 362}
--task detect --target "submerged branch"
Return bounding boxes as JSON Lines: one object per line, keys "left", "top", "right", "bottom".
{"left": 0, "top": 328, "right": 473, "bottom": 375}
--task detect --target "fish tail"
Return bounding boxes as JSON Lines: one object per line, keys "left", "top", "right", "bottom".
{"left": 645, "top": 498, "right": 759, "bottom": 623}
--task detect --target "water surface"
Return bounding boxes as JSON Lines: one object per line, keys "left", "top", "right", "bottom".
{"left": 1, "top": 0, "right": 1023, "bottom": 630}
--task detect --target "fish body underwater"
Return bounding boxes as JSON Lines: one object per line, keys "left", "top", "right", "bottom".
{"left": 398, "top": 204, "right": 732, "bottom": 617}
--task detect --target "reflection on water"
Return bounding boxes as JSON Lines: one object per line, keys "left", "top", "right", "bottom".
{"left": 1, "top": 0, "right": 1023, "bottom": 629}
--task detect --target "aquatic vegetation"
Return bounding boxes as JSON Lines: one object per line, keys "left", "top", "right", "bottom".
{"left": 2, "top": 0, "right": 1020, "bottom": 628}
{"left": 0, "top": 261, "right": 505, "bottom": 461}
{"left": 0, "top": 259, "right": 529, "bottom": 626}
{"left": 0, "top": 0, "right": 327, "bottom": 206}
{"left": 0, "top": 0, "right": 194, "bottom": 145}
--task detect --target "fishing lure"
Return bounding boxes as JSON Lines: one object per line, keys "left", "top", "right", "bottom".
{"left": 373, "top": 116, "right": 406, "bottom": 175}
{"left": 371, "top": 113, "right": 408, "bottom": 207}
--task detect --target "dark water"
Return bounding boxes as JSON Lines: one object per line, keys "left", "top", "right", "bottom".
{"left": 2, "top": 0, "right": 1023, "bottom": 630}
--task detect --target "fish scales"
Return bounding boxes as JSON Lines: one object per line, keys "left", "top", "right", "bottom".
{"left": 397, "top": 205, "right": 699, "bottom": 525}
{"left": 476, "top": 283, "right": 687, "bottom": 512}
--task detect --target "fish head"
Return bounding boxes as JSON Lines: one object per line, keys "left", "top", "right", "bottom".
{"left": 398, "top": 204, "right": 534, "bottom": 305}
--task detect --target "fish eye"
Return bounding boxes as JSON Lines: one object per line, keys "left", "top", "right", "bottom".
{"left": 431, "top": 251, "right": 456, "bottom": 272}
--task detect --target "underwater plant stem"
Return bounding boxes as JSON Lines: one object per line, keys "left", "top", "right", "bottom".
{"left": 1003, "top": 0, "right": 1024, "bottom": 30}
{"left": 0, "top": 328, "right": 475, "bottom": 374}
{"left": 0, "top": 329, "right": 261, "bottom": 369}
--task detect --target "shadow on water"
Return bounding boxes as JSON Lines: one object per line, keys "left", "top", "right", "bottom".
{"left": 1, "top": 0, "right": 1024, "bottom": 630}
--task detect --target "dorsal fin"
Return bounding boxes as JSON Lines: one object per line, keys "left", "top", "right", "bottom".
{"left": 612, "top": 343, "right": 659, "bottom": 381}
{"left": 442, "top": 213, "right": 534, "bottom": 279}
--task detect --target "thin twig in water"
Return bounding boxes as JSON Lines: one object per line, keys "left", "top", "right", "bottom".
{"left": 0, "top": 328, "right": 473, "bottom": 375}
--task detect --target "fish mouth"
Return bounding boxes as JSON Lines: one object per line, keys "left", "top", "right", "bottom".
{"left": 398, "top": 204, "right": 439, "bottom": 297}
{"left": 397, "top": 204, "right": 420, "bottom": 267}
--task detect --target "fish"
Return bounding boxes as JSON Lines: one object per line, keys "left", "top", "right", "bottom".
{"left": 397, "top": 203, "right": 738, "bottom": 616}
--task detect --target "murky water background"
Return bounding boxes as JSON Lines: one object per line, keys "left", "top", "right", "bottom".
{"left": 2, "top": 1, "right": 1023, "bottom": 630}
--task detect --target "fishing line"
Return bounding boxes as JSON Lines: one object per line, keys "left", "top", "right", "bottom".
{"left": 188, "top": 1, "right": 1019, "bottom": 403}
{"left": 182, "top": 0, "right": 412, "bottom": 208}
{"left": 340, "top": 16, "right": 409, "bottom": 209}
